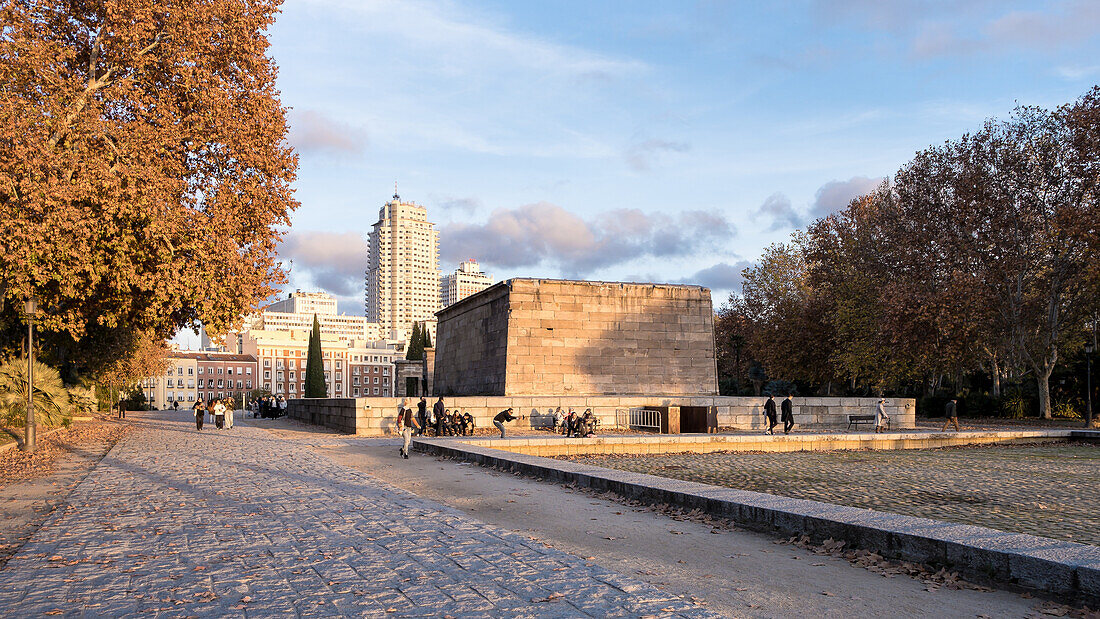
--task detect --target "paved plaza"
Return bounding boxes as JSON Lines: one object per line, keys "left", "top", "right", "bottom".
{"left": 0, "top": 411, "right": 712, "bottom": 617}
{"left": 564, "top": 442, "right": 1100, "bottom": 547}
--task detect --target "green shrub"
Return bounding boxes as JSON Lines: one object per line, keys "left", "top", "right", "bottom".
{"left": 0, "top": 358, "right": 73, "bottom": 427}
{"left": 1000, "top": 392, "right": 1029, "bottom": 419}
{"left": 1053, "top": 401, "right": 1082, "bottom": 419}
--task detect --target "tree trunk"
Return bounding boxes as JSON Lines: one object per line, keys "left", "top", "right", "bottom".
{"left": 1035, "top": 361, "right": 1054, "bottom": 419}
{"left": 826, "top": 381, "right": 832, "bottom": 396}
{"left": 991, "top": 355, "right": 1001, "bottom": 398}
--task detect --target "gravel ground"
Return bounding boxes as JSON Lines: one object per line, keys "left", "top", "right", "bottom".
{"left": 561, "top": 441, "right": 1100, "bottom": 547}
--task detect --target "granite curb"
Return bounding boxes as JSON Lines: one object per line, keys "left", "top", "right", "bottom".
{"left": 413, "top": 436, "right": 1100, "bottom": 606}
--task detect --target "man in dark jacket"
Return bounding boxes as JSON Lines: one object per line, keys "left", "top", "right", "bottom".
{"left": 942, "top": 398, "right": 960, "bottom": 432}
{"left": 493, "top": 408, "right": 518, "bottom": 438}
{"left": 416, "top": 397, "right": 428, "bottom": 436}
{"left": 433, "top": 397, "right": 445, "bottom": 437}
{"left": 763, "top": 394, "right": 778, "bottom": 435}
{"left": 781, "top": 394, "right": 795, "bottom": 434}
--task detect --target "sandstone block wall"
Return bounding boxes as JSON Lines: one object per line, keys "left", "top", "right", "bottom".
{"left": 433, "top": 284, "right": 511, "bottom": 396}
{"left": 433, "top": 279, "right": 717, "bottom": 397}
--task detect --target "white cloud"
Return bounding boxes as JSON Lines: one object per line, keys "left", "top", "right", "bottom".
{"left": 279, "top": 231, "right": 366, "bottom": 297}
{"left": 440, "top": 202, "right": 734, "bottom": 277}
{"left": 288, "top": 110, "right": 366, "bottom": 157}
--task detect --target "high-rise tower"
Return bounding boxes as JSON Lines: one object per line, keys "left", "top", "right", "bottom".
{"left": 365, "top": 192, "right": 440, "bottom": 341}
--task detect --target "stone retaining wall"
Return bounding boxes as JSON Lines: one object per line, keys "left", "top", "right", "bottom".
{"left": 457, "top": 430, "right": 1069, "bottom": 457}
{"left": 413, "top": 435, "right": 1100, "bottom": 606}
{"left": 287, "top": 395, "right": 916, "bottom": 436}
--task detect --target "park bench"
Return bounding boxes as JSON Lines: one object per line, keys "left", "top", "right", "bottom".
{"left": 846, "top": 414, "right": 889, "bottom": 431}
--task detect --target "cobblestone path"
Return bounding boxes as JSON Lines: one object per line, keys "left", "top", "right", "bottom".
{"left": 564, "top": 442, "right": 1100, "bottom": 547}
{"left": 0, "top": 412, "right": 713, "bottom": 617}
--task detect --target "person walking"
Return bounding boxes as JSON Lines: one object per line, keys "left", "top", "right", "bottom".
{"left": 193, "top": 399, "right": 206, "bottom": 431}
{"left": 416, "top": 397, "right": 428, "bottom": 436}
{"left": 763, "top": 394, "right": 778, "bottom": 435}
{"left": 493, "top": 408, "right": 518, "bottom": 439}
{"left": 874, "top": 398, "right": 890, "bottom": 433}
{"left": 781, "top": 394, "right": 795, "bottom": 434}
{"left": 213, "top": 399, "right": 226, "bottom": 429}
{"left": 398, "top": 399, "right": 419, "bottom": 459}
{"left": 942, "top": 398, "right": 960, "bottom": 432}
{"left": 226, "top": 398, "right": 234, "bottom": 429}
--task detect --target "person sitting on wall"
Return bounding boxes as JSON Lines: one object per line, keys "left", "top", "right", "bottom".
{"left": 553, "top": 407, "right": 565, "bottom": 433}
{"left": 563, "top": 409, "right": 576, "bottom": 437}
{"left": 452, "top": 410, "right": 465, "bottom": 436}
{"left": 580, "top": 409, "right": 597, "bottom": 437}
{"left": 462, "top": 410, "right": 475, "bottom": 435}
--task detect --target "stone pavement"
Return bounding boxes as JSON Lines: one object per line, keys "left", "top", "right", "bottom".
{"left": 564, "top": 442, "right": 1100, "bottom": 547}
{"left": 0, "top": 411, "right": 713, "bottom": 617}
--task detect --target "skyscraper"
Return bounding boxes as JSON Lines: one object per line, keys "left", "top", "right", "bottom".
{"left": 365, "top": 192, "right": 440, "bottom": 341}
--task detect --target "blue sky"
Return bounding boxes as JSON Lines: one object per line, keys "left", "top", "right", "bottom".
{"left": 268, "top": 0, "right": 1100, "bottom": 315}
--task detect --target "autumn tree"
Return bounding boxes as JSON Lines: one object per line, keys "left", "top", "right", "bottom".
{"left": 0, "top": 0, "right": 299, "bottom": 377}
{"left": 886, "top": 100, "right": 1099, "bottom": 416}
{"left": 740, "top": 237, "right": 835, "bottom": 389}
{"left": 99, "top": 331, "right": 170, "bottom": 408}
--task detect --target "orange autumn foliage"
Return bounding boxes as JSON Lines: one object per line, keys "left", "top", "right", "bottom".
{"left": 0, "top": 0, "right": 298, "bottom": 372}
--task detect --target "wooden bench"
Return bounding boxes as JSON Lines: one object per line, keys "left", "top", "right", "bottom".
{"left": 847, "top": 414, "right": 888, "bottom": 431}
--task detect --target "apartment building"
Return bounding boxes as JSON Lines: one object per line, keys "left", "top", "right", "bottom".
{"left": 142, "top": 352, "right": 257, "bottom": 407}
{"left": 440, "top": 259, "right": 493, "bottom": 308}
{"left": 242, "top": 329, "right": 395, "bottom": 398}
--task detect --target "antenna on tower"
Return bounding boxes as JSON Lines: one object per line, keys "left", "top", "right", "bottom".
{"left": 393, "top": 181, "right": 399, "bottom": 201}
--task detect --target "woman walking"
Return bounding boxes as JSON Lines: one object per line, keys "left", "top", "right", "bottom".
{"left": 213, "top": 399, "right": 226, "bottom": 429}
{"left": 225, "top": 398, "right": 235, "bottom": 430}
{"left": 193, "top": 399, "right": 206, "bottom": 431}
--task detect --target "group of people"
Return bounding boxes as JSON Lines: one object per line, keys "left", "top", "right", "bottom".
{"left": 552, "top": 407, "right": 598, "bottom": 438}
{"left": 252, "top": 395, "right": 287, "bottom": 419}
{"left": 191, "top": 398, "right": 235, "bottom": 431}
{"left": 406, "top": 397, "right": 476, "bottom": 437}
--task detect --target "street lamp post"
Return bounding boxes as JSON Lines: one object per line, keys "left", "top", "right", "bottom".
{"left": 22, "top": 296, "right": 37, "bottom": 453}
{"left": 1086, "top": 341, "right": 1094, "bottom": 428}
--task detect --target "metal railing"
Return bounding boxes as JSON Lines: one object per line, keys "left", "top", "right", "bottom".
{"left": 615, "top": 407, "right": 661, "bottom": 432}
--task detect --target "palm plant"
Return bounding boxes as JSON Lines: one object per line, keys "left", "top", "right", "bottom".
{"left": 0, "top": 357, "right": 73, "bottom": 427}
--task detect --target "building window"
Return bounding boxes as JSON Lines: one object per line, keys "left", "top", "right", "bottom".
{"left": 228, "top": 368, "right": 234, "bottom": 375}
{"left": 264, "top": 371, "right": 270, "bottom": 379}
{"left": 289, "top": 371, "right": 295, "bottom": 380}
{"left": 218, "top": 368, "right": 224, "bottom": 375}
{"left": 246, "top": 368, "right": 252, "bottom": 375}
{"left": 373, "top": 388, "right": 379, "bottom": 395}
{"left": 246, "top": 380, "right": 252, "bottom": 389}
{"left": 177, "top": 368, "right": 183, "bottom": 375}
{"left": 264, "top": 359, "right": 270, "bottom": 367}
{"left": 218, "top": 380, "right": 224, "bottom": 388}
{"left": 277, "top": 372, "right": 284, "bottom": 380}
{"left": 188, "top": 368, "right": 194, "bottom": 375}
{"left": 354, "top": 388, "right": 359, "bottom": 396}
{"left": 236, "top": 380, "right": 242, "bottom": 389}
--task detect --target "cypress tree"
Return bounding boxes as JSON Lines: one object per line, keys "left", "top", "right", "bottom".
{"left": 422, "top": 323, "right": 431, "bottom": 349}
{"left": 406, "top": 322, "right": 424, "bottom": 361}
{"left": 305, "top": 314, "right": 327, "bottom": 397}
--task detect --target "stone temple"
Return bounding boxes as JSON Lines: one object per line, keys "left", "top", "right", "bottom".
{"left": 432, "top": 278, "right": 717, "bottom": 396}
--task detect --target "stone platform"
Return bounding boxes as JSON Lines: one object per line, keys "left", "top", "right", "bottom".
{"left": 413, "top": 430, "right": 1100, "bottom": 606}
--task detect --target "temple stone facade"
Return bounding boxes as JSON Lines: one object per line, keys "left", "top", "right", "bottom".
{"left": 433, "top": 279, "right": 717, "bottom": 397}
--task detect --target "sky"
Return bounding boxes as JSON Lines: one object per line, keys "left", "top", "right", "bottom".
{"left": 265, "top": 0, "right": 1100, "bottom": 318}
